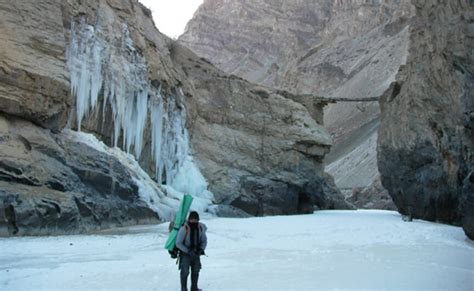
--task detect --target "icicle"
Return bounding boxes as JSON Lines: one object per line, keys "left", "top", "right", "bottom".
{"left": 171, "top": 155, "right": 208, "bottom": 197}
{"left": 151, "top": 91, "right": 207, "bottom": 198}
{"left": 68, "top": 19, "right": 149, "bottom": 159}
{"left": 151, "top": 92, "right": 164, "bottom": 183}
{"left": 67, "top": 19, "right": 104, "bottom": 131}
{"left": 67, "top": 17, "right": 213, "bottom": 201}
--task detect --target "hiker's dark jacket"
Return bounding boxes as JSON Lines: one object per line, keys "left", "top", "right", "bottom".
{"left": 176, "top": 222, "right": 207, "bottom": 254}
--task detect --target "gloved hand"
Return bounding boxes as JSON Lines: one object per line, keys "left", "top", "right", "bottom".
{"left": 199, "top": 249, "right": 206, "bottom": 256}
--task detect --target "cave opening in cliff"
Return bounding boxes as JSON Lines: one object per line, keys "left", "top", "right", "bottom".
{"left": 297, "top": 192, "right": 313, "bottom": 214}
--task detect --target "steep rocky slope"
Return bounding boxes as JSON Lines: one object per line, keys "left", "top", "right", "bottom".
{"left": 180, "top": 0, "right": 413, "bottom": 92}
{"left": 0, "top": 0, "right": 348, "bottom": 235}
{"left": 180, "top": 0, "right": 414, "bottom": 203}
{"left": 377, "top": 0, "right": 473, "bottom": 238}
{"left": 172, "top": 44, "right": 348, "bottom": 215}
{"left": 180, "top": 0, "right": 473, "bottom": 238}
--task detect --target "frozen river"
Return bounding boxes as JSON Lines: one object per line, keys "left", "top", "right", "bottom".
{"left": 1, "top": 210, "right": 473, "bottom": 290}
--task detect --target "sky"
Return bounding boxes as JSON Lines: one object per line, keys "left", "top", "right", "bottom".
{"left": 139, "top": 0, "right": 204, "bottom": 39}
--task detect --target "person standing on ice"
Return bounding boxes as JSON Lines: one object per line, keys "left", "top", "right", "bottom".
{"left": 176, "top": 211, "right": 207, "bottom": 291}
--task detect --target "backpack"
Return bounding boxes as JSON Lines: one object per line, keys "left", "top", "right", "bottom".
{"left": 168, "top": 221, "right": 190, "bottom": 259}
{"left": 169, "top": 247, "right": 180, "bottom": 259}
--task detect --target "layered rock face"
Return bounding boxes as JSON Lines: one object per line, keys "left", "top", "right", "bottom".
{"left": 172, "top": 44, "right": 349, "bottom": 215}
{"left": 377, "top": 0, "right": 474, "bottom": 238}
{"left": 180, "top": 0, "right": 413, "bottom": 206}
{"left": 180, "top": 0, "right": 413, "bottom": 92}
{"left": 180, "top": 0, "right": 332, "bottom": 86}
{"left": 0, "top": 115, "right": 160, "bottom": 236}
{"left": 0, "top": 0, "right": 348, "bottom": 235}
{"left": 0, "top": 0, "right": 198, "bottom": 235}
{"left": 180, "top": 0, "right": 474, "bottom": 239}
{"left": 63, "top": 0, "right": 348, "bottom": 216}
{"left": 0, "top": 0, "right": 71, "bottom": 131}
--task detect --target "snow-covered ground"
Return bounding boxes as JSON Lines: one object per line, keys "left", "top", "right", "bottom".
{"left": 1, "top": 210, "right": 472, "bottom": 290}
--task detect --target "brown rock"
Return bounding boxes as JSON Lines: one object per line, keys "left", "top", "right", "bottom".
{"left": 0, "top": 0, "right": 350, "bottom": 231}
{"left": 0, "top": 0, "right": 71, "bottom": 131}
{"left": 171, "top": 43, "right": 350, "bottom": 214}
{"left": 179, "top": 0, "right": 415, "bottom": 200}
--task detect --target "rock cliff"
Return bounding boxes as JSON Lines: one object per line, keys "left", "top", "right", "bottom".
{"left": 171, "top": 44, "right": 348, "bottom": 215}
{"left": 0, "top": 115, "right": 163, "bottom": 236}
{"left": 0, "top": 0, "right": 348, "bottom": 235}
{"left": 179, "top": 0, "right": 413, "bottom": 205}
{"left": 180, "top": 0, "right": 473, "bottom": 238}
{"left": 0, "top": 0, "right": 71, "bottom": 131}
{"left": 377, "top": 0, "right": 473, "bottom": 238}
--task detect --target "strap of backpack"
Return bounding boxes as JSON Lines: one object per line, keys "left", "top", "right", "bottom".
{"left": 184, "top": 224, "right": 190, "bottom": 239}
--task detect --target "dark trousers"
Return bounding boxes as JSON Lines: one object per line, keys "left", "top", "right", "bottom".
{"left": 179, "top": 253, "right": 201, "bottom": 291}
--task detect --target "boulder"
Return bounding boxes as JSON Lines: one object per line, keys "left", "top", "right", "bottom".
{"left": 347, "top": 176, "right": 397, "bottom": 211}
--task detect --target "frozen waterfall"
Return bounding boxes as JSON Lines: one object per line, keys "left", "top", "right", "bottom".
{"left": 67, "top": 20, "right": 148, "bottom": 158}
{"left": 149, "top": 91, "right": 204, "bottom": 191}
{"left": 66, "top": 17, "right": 211, "bottom": 203}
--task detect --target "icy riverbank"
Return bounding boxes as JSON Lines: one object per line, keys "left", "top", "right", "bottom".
{"left": 1, "top": 210, "right": 472, "bottom": 290}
